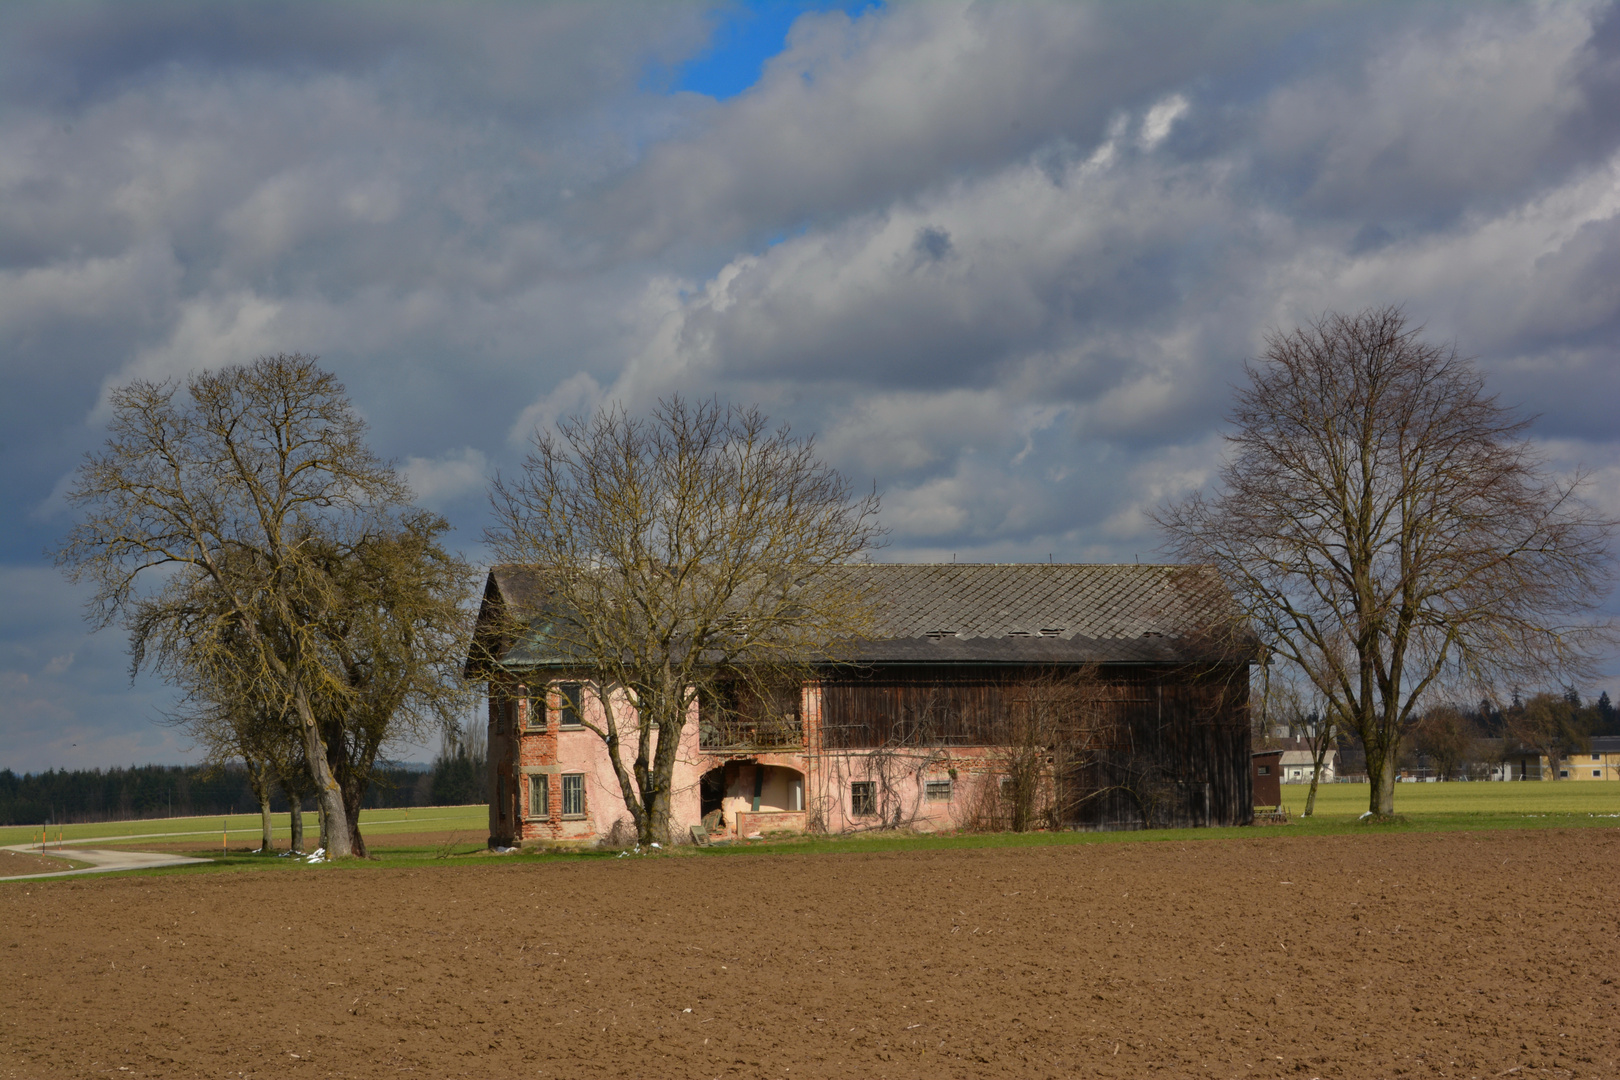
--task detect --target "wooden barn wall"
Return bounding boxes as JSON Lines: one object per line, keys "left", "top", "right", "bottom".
{"left": 819, "top": 664, "right": 1252, "bottom": 829}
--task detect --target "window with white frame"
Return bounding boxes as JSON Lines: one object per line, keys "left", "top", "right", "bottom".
{"left": 561, "top": 773, "right": 586, "bottom": 817}
{"left": 523, "top": 687, "right": 546, "bottom": 730}
{"left": 528, "top": 774, "right": 549, "bottom": 818}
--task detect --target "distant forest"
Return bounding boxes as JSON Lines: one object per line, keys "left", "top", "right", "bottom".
{"left": 0, "top": 739, "right": 487, "bottom": 826}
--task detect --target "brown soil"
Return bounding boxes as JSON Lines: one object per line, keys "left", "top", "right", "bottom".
{"left": 3, "top": 829, "right": 1617, "bottom": 1079}
{"left": 0, "top": 848, "right": 80, "bottom": 878}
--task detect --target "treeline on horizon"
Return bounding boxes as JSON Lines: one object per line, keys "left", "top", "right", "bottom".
{"left": 0, "top": 740, "right": 487, "bottom": 827}
{"left": 1311, "top": 689, "right": 1620, "bottom": 779}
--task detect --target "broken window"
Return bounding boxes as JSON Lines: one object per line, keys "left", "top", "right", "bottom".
{"left": 850, "top": 780, "right": 876, "bottom": 817}
{"left": 562, "top": 773, "right": 586, "bottom": 817}
{"left": 925, "top": 779, "right": 953, "bottom": 803}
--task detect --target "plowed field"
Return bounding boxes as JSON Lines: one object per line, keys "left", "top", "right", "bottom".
{"left": 4, "top": 828, "right": 1617, "bottom": 1078}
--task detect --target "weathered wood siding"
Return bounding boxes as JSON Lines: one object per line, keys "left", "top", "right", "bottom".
{"left": 818, "top": 664, "right": 1252, "bottom": 828}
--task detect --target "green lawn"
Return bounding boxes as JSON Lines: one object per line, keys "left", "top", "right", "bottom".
{"left": 4, "top": 782, "right": 1617, "bottom": 878}
{"left": 0, "top": 804, "right": 489, "bottom": 849}
{"left": 1285, "top": 779, "right": 1620, "bottom": 818}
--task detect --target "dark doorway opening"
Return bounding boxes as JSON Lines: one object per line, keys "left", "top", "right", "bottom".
{"left": 699, "top": 766, "right": 727, "bottom": 825}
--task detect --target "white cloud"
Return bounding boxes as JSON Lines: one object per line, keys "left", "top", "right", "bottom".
{"left": 403, "top": 446, "right": 490, "bottom": 507}
{"left": 1139, "top": 94, "right": 1188, "bottom": 151}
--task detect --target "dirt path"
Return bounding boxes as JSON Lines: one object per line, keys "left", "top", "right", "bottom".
{"left": 3, "top": 828, "right": 1617, "bottom": 1078}
{"left": 0, "top": 843, "right": 209, "bottom": 880}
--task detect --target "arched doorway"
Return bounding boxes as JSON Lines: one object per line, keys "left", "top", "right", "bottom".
{"left": 703, "top": 761, "right": 807, "bottom": 837}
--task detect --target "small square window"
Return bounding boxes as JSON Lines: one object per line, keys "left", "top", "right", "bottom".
{"left": 554, "top": 683, "right": 584, "bottom": 728}
{"left": 1258, "top": 765, "right": 1271, "bottom": 775}
{"left": 1560, "top": 769, "right": 1569, "bottom": 778}
{"left": 528, "top": 774, "right": 549, "bottom": 818}
{"left": 561, "top": 773, "right": 586, "bottom": 817}
{"left": 1594, "top": 754, "right": 1601, "bottom": 761}
{"left": 925, "top": 779, "right": 952, "bottom": 803}
{"left": 1595, "top": 770, "right": 1602, "bottom": 778}
{"left": 850, "top": 781, "right": 876, "bottom": 817}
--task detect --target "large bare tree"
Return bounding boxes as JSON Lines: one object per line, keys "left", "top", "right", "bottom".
{"left": 299, "top": 511, "right": 475, "bottom": 856}
{"left": 485, "top": 396, "right": 883, "bottom": 845}
{"left": 56, "top": 354, "right": 446, "bottom": 858}
{"left": 1157, "top": 307, "right": 1614, "bottom": 817}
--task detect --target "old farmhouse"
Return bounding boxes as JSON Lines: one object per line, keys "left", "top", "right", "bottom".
{"left": 468, "top": 563, "right": 1258, "bottom": 848}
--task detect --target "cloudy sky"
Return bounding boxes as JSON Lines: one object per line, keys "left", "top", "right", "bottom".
{"left": 3, "top": 0, "right": 1618, "bottom": 772}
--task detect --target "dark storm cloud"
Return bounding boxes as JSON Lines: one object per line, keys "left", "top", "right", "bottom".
{"left": 2, "top": 0, "right": 1618, "bottom": 770}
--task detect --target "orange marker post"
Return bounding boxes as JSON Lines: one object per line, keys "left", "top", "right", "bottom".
{"left": 222, "top": 818, "right": 228, "bottom": 857}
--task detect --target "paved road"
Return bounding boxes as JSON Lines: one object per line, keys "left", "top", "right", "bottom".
{"left": 1, "top": 843, "right": 210, "bottom": 880}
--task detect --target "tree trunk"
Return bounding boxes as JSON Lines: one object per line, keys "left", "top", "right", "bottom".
{"left": 341, "top": 782, "right": 370, "bottom": 859}
{"left": 290, "top": 801, "right": 305, "bottom": 854}
{"left": 295, "top": 688, "right": 352, "bottom": 857}
{"left": 1369, "top": 747, "right": 1397, "bottom": 816}
{"left": 244, "top": 753, "right": 276, "bottom": 852}
{"left": 1303, "top": 727, "right": 1333, "bottom": 817}
{"left": 259, "top": 793, "right": 274, "bottom": 853}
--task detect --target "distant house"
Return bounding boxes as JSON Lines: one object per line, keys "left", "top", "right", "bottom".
{"left": 467, "top": 563, "right": 1259, "bottom": 847}
{"left": 1503, "top": 735, "right": 1620, "bottom": 780}
{"left": 1275, "top": 736, "right": 1337, "bottom": 784}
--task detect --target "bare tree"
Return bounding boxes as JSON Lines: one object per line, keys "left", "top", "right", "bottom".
{"left": 485, "top": 396, "right": 883, "bottom": 846}
{"left": 1408, "top": 704, "right": 1478, "bottom": 781}
{"left": 300, "top": 513, "right": 475, "bottom": 856}
{"left": 1260, "top": 670, "right": 1338, "bottom": 816}
{"left": 56, "top": 355, "right": 434, "bottom": 858}
{"left": 985, "top": 669, "right": 1104, "bottom": 832}
{"left": 1157, "top": 307, "right": 1614, "bottom": 817}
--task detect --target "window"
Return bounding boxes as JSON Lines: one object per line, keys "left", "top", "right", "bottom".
{"left": 528, "top": 775, "right": 549, "bottom": 818}
{"left": 1594, "top": 754, "right": 1602, "bottom": 761}
{"left": 561, "top": 773, "right": 586, "bottom": 817}
{"left": 850, "top": 781, "right": 876, "bottom": 817}
{"left": 1595, "top": 770, "right": 1603, "bottom": 778}
{"left": 925, "top": 779, "right": 953, "bottom": 803}
{"left": 1258, "top": 765, "right": 1271, "bottom": 775}
{"left": 1560, "top": 769, "right": 1569, "bottom": 778}
{"left": 523, "top": 689, "right": 546, "bottom": 730}
{"left": 554, "top": 682, "right": 584, "bottom": 728}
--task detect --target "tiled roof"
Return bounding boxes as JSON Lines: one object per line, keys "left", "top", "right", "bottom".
{"left": 474, "top": 562, "right": 1252, "bottom": 668}
{"left": 834, "top": 563, "right": 1249, "bottom": 663}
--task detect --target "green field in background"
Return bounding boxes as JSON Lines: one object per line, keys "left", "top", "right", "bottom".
{"left": 0, "top": 804, "right": 488, "bottom": 848}
{"left": 1282, "top": 780, "right": 1620, "bottom": 818}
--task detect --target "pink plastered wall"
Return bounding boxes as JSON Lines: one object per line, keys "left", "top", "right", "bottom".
{"left": 491, "top": 678, "right": 1010, "bottom": 845}
{"left": 506, "top": 680, "right": 702, "bottom": 847}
